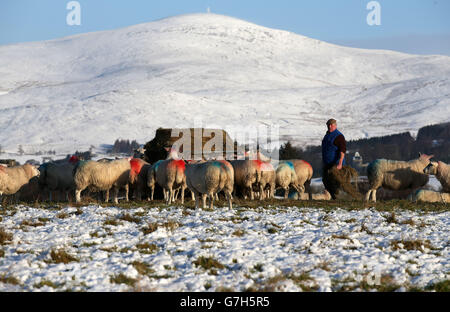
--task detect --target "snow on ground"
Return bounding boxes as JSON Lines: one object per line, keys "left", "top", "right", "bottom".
{"left": 0, "top": 204, "right": 448, "bottom": 292}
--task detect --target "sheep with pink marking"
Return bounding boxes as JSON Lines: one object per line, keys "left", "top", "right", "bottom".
{"left": 154, "top": 159, "right": 187, "bottom": 205}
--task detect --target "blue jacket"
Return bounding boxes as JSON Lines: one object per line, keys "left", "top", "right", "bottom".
{"left": 322, "top": 129, "right": 346, "bottom": 166}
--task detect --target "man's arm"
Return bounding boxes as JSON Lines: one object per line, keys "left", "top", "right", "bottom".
{"left": 334, "top": 135, "right": 346, "bottom": 170}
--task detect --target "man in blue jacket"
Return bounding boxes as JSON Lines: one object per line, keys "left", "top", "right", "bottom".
{"left": 322, "top": 119, "right": 347, "bottom": 199}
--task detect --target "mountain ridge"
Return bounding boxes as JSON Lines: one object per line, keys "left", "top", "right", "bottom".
{"left": 0, "top": 13, "right": 449, "bottom": 154}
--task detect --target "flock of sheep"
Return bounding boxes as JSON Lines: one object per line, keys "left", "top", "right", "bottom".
{"left": 0, "top": 150, "right": 449, "bottom": 207}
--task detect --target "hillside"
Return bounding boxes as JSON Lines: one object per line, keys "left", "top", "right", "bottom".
{"left": 0, "top": 13, "right": 449, "bottom": 154}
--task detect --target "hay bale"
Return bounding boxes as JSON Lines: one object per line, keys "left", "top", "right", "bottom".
{"left": 323, "top": 165, "right": 362, "bottom": 200}
{"left": 144, "top": 128, "right": 236, "bottom": 164}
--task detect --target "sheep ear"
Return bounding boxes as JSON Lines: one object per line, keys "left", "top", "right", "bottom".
{"left": 418, "top": 152, "right": 423, "bottom": 157}
{"left": 428, "top": 154, "right": 435, "bottom": 160}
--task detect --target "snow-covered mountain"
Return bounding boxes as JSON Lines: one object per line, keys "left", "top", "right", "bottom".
{"left": 0, "top": 13, "right": 449, "bottom": 154}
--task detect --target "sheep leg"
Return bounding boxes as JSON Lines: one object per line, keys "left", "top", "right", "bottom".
{"left": 371, "top": 189, "right": 377, "bottom": 202}
{"left": 284, "top": 187, "right": 289, "bottom": 199}
{"left": 125, "top": 184, "right": 129, "bottom": 202}
{"left": 105, "top": 189, "right": 110, "bottom": 203}
{"left": 113, "top": 187, "right": 119, "bottom": 204}
{"left": 226, "top": 191, "right": 233, "bottom": 210}
{"left": 150, "top": 187, "right": 154, "bottom": 201}
{"left": 259, "top": 184, "right": 265, "bottom": 200}
{"left": 167, "top": 187, "right": 172, "bottom": 205}
{"left": 209, "top": 192, "right": 214, "bottom": 210}
{"left": 191, "top": 191, "right": 195, "bottom": 202}
{"left": 365, "top": 190, "right": 372, "bottom": 202}
{"left": 202, "top": 194, "right": 207, "bottom": 209}
{"left": 75, "top": 189, "right": 82, "bottom": 203}
{"left": 180, "top": 186, "right": 185, "bottom": 205}
{"left": 194, "top": 192, "right": 200, "bottom": 210}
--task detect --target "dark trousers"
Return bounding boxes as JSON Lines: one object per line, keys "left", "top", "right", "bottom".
{"left": 322, "top": 163, "right": 338, "bottom": 200}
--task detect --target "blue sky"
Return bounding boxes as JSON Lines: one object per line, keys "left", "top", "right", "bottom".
{"left": 1, "top": 0, "right": 449, "bottom": 55}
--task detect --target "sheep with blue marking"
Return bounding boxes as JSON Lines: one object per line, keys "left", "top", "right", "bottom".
{"left": 365, "top": 153, "right": 433, "bottom": 202}
{"left": 146, "top": 160, "right": 162, "bottom": 201}
{"left": 276, "top": 160, "right": 313, "bottom": 199}
{"left": 275, "top": 161, "right": 299, "bottom": 199}
{"left": 185, "top": 160, "right": 234, "bottom": 210}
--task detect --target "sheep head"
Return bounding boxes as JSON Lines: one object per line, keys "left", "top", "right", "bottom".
{"left": 423, "top": 161, "right": 438, "bottom": 175}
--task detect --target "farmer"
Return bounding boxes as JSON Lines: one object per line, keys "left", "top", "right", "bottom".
{"left": 321, "top": 119, "right": 360, "bottom": 200}
{"left": 322, "top": 119, "right": 346, "bottom": 171}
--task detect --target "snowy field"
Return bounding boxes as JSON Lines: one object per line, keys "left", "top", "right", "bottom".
{"left": 0, "top": 203, "right": 448, "bottom": 292}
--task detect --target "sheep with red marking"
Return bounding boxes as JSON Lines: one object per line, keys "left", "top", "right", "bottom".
{"left": 74, "top": 158, "right": 131, "bottom": 204}
{"left": 155, "top": 159, "right": 187, "bottom": 205}
{"left": 129, "top": 158, "right": 151, "bottom": 201}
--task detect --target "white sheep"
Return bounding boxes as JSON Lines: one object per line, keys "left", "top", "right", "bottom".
{"left": 185, "top": 160, "right": 234, "bottom": 210}
{"left": 74, "top": 158, "right": 131, "bottom": 204}
{"left": 297, "top": 190, "right": 332, "bottom": 200}
{"left": 0, "top": 164, "right": 40, "bottom": 200}
{"left": 365, "top": 153, "right": 433, "bottom": 202}
{"left": 259, "top": 161, "right": 276, "bottom": 200}
{"left": 423, "top": 160, "right": 450, "bottom": 193}
{"left": 412, "top": 189, "right": 450, "bottom": 203}
{"left": 229, "top": 160, "right": 261, "bottom": 200}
